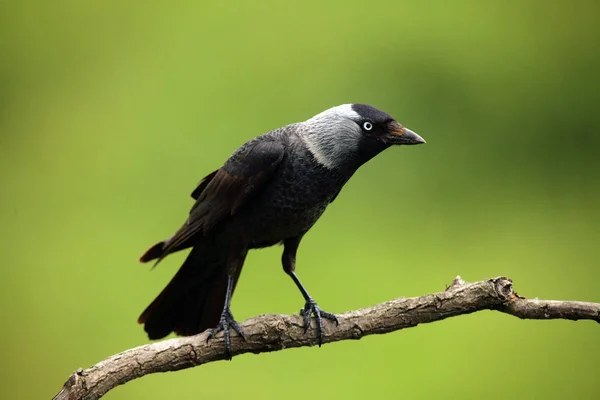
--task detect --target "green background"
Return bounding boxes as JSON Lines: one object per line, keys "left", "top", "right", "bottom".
{"left": 2, "top": 1, "right": 599, "bottom": 399}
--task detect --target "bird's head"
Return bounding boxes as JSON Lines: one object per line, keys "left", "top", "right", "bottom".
{"left": 299, "top": 104, "right": 425, "bottom": 170}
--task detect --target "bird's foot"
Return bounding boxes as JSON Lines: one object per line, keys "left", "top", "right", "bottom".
{"left": 300, "top": 298, "right": 338, "bottom": 346}
{"left": 206, "top": 307, "right": 245, "bottom": 360}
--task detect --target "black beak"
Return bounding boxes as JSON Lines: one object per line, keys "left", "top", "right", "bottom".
{"left": 386, "top": 121, "right": 426, "bottom": 145}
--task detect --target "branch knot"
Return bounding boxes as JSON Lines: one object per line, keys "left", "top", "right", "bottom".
{"left": 492, "top": 277, "right": 514, "bottom": 301}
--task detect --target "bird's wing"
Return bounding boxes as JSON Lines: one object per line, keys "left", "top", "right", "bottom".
{"left": 163, "top": 139, "right": 285, "bottom": 253}
{"left": 190, "top": 170, "right": 218, "bottom": 200}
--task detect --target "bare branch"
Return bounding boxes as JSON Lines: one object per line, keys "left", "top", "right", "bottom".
{"left": 53, "top": 276, "right": 600, "bottom": 400}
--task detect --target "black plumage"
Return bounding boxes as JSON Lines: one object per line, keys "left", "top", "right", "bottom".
{"left": 138, "top": 104, "right": 425, "bottom": 357}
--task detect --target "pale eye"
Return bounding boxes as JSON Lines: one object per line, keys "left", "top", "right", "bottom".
{"left": 363, "top": 121, "right": 373, "bottom": 131}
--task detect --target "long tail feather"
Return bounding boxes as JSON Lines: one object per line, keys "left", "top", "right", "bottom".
{"left": 138, "top": 245, "right": 244, "bottom": 339}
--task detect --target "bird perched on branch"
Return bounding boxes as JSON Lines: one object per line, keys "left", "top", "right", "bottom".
{"left": 138, "top": 104, "right": 425, "bottom": 358}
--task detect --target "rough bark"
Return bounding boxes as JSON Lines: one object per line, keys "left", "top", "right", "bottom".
{"left": 53, "top": 276, "right": 600, "bottom": 400}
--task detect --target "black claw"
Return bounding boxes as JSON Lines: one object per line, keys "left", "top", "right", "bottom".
{"left": 300, "top": 299, "right": 338, "bottom": 346}
{"left": 206, "top": 308, "right": 244, "bottom": 360}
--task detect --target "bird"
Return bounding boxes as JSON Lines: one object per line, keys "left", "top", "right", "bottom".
{"left": 138, "top": 103, "right": 425, "bottom": 358}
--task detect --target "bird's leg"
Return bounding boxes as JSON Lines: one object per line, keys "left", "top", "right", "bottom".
{"left": 206, "top": 274, "right": 245, "bottom": 360}
{"left": 283, "top": 237, "right": 338, "bottom": 346}
{"left": 291, "top": 272, "right": 339, "bottom": 344}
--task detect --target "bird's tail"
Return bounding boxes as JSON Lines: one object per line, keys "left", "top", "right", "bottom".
{"left": 138, "top": 244, "right": 242, "bottom": 339}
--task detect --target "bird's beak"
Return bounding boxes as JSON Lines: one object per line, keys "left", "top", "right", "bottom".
{"left": 385, "top": 121, "right": 426, "bottom": 145}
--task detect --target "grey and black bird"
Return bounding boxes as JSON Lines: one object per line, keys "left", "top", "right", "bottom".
{"left": 138, "top": 104, "right": 425, "bottom": 357}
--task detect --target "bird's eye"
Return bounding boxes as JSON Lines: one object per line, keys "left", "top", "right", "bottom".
{"left": 363, "top": 121, "right": 373, "bottom": 131}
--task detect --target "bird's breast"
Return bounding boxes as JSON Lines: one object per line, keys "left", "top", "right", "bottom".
{"left": 225, "top": 155, "right": 347, "bottom": 245}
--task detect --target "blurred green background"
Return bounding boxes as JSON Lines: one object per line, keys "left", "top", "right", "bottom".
{"left": 2, "top": 1, "right": 599, "bottom": 399}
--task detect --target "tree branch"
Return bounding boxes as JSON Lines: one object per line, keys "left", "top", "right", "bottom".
{"left": 53, "top": 276, "right": 600, "bottom": 400}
